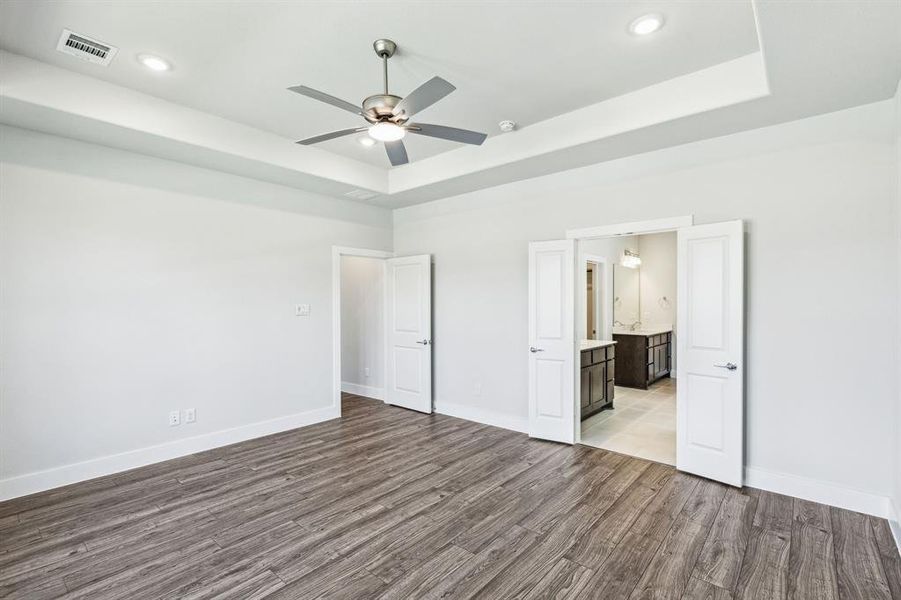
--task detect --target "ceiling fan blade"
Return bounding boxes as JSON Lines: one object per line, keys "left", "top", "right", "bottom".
{"left": 393, "top": 76, "right": 455, "bottom": 119}
{"left": 287, "top": 85, "right": 362, "bottom": 116}
{"left": 296, "top": 127, "right": 366, "bottom": 145}
{"left": 408, "top": 123, "right": 487, "bottom": 146}
{"left": 384, "top": 140, "right": 409, "bottom": 166}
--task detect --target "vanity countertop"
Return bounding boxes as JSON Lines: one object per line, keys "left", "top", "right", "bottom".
{"left": 612, "top": 327, "right": 673, "bottom": 337}
{"left": 580, "top": 339, "right": 617, "bottom": 351}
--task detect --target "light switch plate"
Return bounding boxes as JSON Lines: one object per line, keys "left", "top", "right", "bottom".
{"left": 295, "top": 303, "right": 311, "bottom": 317}
{"left": 184, "top": 408, "right": 196, "bottom": 424}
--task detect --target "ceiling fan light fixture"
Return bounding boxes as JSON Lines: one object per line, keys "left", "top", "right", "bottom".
{"left": 358, "top": 137, "right": 376, "bottom": 147}
{"left": 368, "top": 122, "right": 405, "bottom": 142}
{"left": 629, "top": 14, "right": 664, "bottom": 36}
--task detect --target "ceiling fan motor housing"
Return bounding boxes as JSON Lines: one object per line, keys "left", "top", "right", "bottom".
{"left": 362, "top": 94, "right": 406, "bottom": 124}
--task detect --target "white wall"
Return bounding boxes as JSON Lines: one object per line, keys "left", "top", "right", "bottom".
{"left": 638, "top": 232, "right": 677, "bottom": 370}
{"left": 340, "top": 256, "right": 385, "bottom": 398}
{"left": 638, "top": 232, "right": 677, "bottom": 329}
{"left": 0, "top": 125, "right": 393, "bottom": 497}
{"left": 394, "top": 100, "right": 898, "bottom": 509}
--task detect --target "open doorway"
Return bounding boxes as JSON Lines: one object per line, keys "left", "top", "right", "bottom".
{"left": 332, "top": 247, "right": 392, "bottom": 414}
{"left": 578, "top": 232, "right": 677, "bottom": 465}
{"left": 332, "top": 246, "right": 434, "bottom": 416}
{"left": 339, "top": 254, "right": 388, "bottom": 402}
{"left": 527, "top": 217, "right": 744, "bottom": 487}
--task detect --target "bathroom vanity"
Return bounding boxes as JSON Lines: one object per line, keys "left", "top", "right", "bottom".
{"left": 580, "top": 340, "right": 616, "bottom": 420}
{"left": 611, "top": 328, "right": 672, "bottom": 389}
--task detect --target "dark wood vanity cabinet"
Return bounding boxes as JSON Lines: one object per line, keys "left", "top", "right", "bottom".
{"left": 613, "top": 331, "right": 672, "bottom": 390}
{"left": 580, "top": 344, "right": 615, "bottom": 420}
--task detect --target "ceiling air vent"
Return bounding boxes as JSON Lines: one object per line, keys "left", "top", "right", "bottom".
{"left": 56, "top": 29, "right": 118, "bottom": 66}
{"left": 344, "top": 189, "right": 379, "bottom": 201}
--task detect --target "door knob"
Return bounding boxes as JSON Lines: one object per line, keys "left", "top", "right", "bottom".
{"left": 530, "top": 347, "right": 544, "bottom": 353}
{"left": 415, "top": 339, "right": 431, "bottom": 345}
{"left": 714, "top": 362, "right": 738, "bottom": 371}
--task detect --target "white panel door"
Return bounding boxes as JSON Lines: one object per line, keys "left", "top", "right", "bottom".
{"left": 386, "top": 255, "right": 432, "bottom": 413}
{"left": 677, "top": 221, "right": 744, "bottom": 486}
{"left": 528, "top": 240, "right": 575, "bottom": 444}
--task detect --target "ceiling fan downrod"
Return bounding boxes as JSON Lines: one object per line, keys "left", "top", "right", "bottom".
{"left": 373, "top": 39, "right": 397, "bottom": 96}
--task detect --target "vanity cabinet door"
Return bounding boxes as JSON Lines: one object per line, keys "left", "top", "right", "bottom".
{"left": 589, "top": 364, "right": 605, "bottom": 405}
{"left": 660, "top": 341, "right": 671, "bottom": 376}
{"left": 581, "top": 368, "right": 590, "bottom": 408}
{"left": 654, "top": 345, "right": 666, "bottom": 377}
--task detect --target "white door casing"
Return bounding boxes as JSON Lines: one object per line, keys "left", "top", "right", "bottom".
{"left": 676, "top": 220, "right": 744, "bottom": 486}
{"left": 528, "top": 240, "right": 576, "bottom": 444}
{"left": 386, "top": 255, "right": 432, "bottom": 413}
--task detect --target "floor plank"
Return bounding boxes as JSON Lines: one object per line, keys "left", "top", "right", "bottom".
{"left": 733, "top": 489, "right": 793, "bottom": 600}
{"left": 869, "top": 515, "right": 901, "bottom": 600}
{"left": 787, "top": 499, "right": 838, "bottom": 600}
{"left": 0, "top": 393, "right": 897, "bottom": 599}
{"left": 692, "top": 487, "right": 758, "bottom": 592}
{"left": 831, "top": 506, "right": 894, "bottom": 600}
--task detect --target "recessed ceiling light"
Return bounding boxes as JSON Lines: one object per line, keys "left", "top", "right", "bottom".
{"left": 358, "top": 137, "right": 376, "bottom": 147}
{"left": 629, "top": 14, "right": 664, "bottom": 36}
{"left": 368, "top": 122, "right": 405, "bottom": 142}
{"left": 138, "top": 54, "right": 171, "bottom": 72}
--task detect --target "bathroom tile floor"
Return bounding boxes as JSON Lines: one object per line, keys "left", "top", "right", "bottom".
{"left": 580, "top": 377, "right": 676, "bottom": 465}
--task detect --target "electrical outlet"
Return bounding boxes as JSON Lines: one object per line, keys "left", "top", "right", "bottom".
{"left": 295, "top": 303, "right": 311, "bottom": 317}
{"left": 184, "top": 408, "right": 196, "bottom": 424}
{"left": 364, "top": 367, "right": 370, "bottom": 378}
{"left": 168, "top": 410, "right": 180, "bottom": 426}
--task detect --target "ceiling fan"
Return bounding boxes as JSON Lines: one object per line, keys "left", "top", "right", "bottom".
{"left": 288, "top": 39, "right": 487, "bottom": 166}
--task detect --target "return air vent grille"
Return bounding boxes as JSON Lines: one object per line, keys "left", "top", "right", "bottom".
{"left": 56, "top": 29, "right": 118, "bottom": 66}
{"left": 344, "top": 189, "right": 379, "bottom": 201}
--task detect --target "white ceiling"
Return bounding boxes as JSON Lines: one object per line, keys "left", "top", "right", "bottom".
{"left": 1, "top": 1, "right": 899, "bottom": 208}
{"left": 0, "top": 1, "right": 759, "bottom": 168}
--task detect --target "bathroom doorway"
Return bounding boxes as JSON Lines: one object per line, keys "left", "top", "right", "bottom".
{"left": 527, "top": 216, "right": 745, "bottom": 486}
{"left": 578, "top": 232, "right": 677, "bottom": 465}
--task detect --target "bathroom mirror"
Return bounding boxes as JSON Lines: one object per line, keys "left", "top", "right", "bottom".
{"left": 613, "top": 261, "right": 640, "bottom": 326}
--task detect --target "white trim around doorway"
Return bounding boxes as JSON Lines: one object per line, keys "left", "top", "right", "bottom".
{"left": 569, "top": 218, "right": 691, "bottom": 450}
{"left": 580, "top": 254, "right": 610, "bottom": 342}
{"left": 566, "top": 215, "right": 694, "bottom": 240}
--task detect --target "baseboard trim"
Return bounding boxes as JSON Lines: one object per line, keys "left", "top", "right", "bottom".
{"left": 341, "top": 382, "right": 385, "bottom": 401}
{"left": 0, "top": 405, "right": 340, "bottom": 502}
{"left": 744, "top": 466, "right": 893, "bottom": 519}
{"left": 434, "top": 400, "right": 529, "bottom": 434}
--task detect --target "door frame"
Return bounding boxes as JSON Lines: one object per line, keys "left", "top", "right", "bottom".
{"left": 566, "top": 217, "right": 692, "bottom": 447}
{"left": 332, "top": 246, "right": 394, "bottom": 417}
{"left": 580, "top": 255, "right": 609, "bottom": 342}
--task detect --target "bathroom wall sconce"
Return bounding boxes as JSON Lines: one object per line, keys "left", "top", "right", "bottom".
{"left": 621, "top": 249, "right": 642, "bottom": 269}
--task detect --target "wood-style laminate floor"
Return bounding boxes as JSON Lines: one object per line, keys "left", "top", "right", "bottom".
{"left": 1, "top": 394, "right": 899, "bottom": 599}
